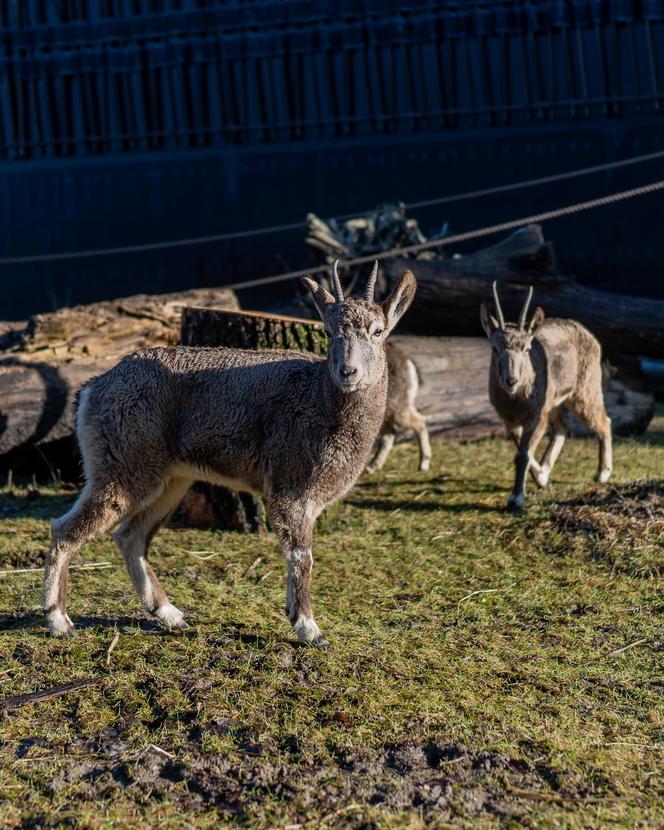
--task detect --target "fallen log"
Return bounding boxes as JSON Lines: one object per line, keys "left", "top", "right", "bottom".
{"left": 0, "top": 288, "right": 239, "bottom": 464}
{"left": 386, "top": 225, "right": 664, "bottom": 358}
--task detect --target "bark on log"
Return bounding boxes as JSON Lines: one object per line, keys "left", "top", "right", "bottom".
{"left": 386, "top": 225, "right": 664, "bottom": 358}
{"left": 393, "top": 335, "right": 654, "bottom": 440}
{"left": 0, "top": 288, "right": 239, "bottom": 462}
{"left": 179, "top": 308, "right": 327, "bottom": 532}
{"left": 181, "top": 307, "right": 328, "bottom": 354}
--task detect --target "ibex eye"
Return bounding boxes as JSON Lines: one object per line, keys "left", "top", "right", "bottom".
{"left": 372, "top": 328, "right": 383, "bottom": 337}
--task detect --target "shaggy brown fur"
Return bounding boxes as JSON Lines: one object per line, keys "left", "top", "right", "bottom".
{"left": 480, "top": 284, "right": 612, "bottom": 510}
{"left": 42, "top": 266, "right": 417, "bottom": 645}
{"left": 366, "top": 342, "right": 431, "bottom": 473}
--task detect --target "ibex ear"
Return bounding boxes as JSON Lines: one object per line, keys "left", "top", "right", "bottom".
{"left": 382, "top": 270, "right": 416, "bottom": 335}
{"left": 302, "top": 277, "right": 335, "bottom": 321}
{"left": 480, "top": 303, "right": 499, "bottom": 337}
{"left": 528, "top": 307, "right": 545, "bottom": 333}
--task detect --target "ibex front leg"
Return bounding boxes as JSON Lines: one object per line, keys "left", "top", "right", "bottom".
{"left": 508, "top": 417, "right": 548, "bottom": 511}
{"left": 268, "top": 498, "right": 329, "bottom": 647}
{"left": 509, "top": 427, "right": 545, "bottom": 484}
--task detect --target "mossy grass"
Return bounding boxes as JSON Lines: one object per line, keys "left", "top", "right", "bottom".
{"left": 1, "top": 410, "right": 662, "bottom": 828}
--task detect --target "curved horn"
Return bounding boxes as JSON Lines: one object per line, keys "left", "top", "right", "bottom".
{"left": 492, "top": 281, "right": 506, "bottom": 330}
{"left": 364, "top": 260, "right": 378, "bottom": 301}
{"left": 332, "top": 259, "right": 344, "bottom": 301}
{"left": 518, "top": 285, "right": 534, "bottom": 330}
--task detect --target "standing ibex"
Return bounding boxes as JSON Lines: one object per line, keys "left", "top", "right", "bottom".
{"left": 42, "top": 262, "right": 416, "bottom": 646}
{"left": 366, "top": 342, "right": 431, "bottom": 473}
{"left": 480, "top": 282, "right": 612, "bottom": 510}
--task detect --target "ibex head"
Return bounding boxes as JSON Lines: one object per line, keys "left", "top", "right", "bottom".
{"left": 303, "top": 260, "right": 416, "bottom": 393}
{"left": 480, "top": 282, "right": 545, "bottom": 396}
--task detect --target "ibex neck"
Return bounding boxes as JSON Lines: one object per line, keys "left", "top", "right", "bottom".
{"left": 320, "top": 363, "right": 389, "bottom": 444}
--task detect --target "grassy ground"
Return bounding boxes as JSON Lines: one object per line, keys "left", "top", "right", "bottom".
{"left": 0, "top": 413, "right": 662, "bottom": 829}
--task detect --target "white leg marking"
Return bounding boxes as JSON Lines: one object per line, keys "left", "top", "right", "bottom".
{"left": 534, "top": 465, "right": 550, "bottom": 488}
{"left": 154, "top": 603, "right": 188, "bottom": 630}
{"left": 47, "top": 608, "right": 76, "bottom": 638}
{"left": 293, "top": 614, "right": 328, "bottom": 647}
{"left": 596, "top": 468, "right": 612, "bottom": 484}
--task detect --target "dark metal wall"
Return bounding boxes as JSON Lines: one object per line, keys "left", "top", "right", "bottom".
{"left": 3, "top": 1, "right": 664, "bottom": 159}
{"left": 1, "top": 1, "right": 663, "bottom": 319}
{"left": 2, "top": 116, "right": 663, "bottom": 320}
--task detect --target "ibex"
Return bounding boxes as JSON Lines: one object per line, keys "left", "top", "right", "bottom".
{"left": 42, "top": 262, "right": 416, "bottom": 646}
{"left": 366, "top": 342, "right": 431, "bottom": 473}
{"left": 480, "top": 282, "right": 612, "bottom": 510}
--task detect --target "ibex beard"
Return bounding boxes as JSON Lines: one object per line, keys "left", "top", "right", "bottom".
{"left": 42, "top": 262, "right": 417, "bottom": 645}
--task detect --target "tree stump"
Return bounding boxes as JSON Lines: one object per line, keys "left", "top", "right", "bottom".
{"left": 178, "top": 308, "right": 327, "bottom": 532}
{"left": 181, "top": 307, "right": 328, "bottom": 354}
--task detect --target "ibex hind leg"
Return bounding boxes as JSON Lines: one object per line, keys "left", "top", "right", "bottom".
{"left": 113, "top": 477, "right": 192, "bottom": 630}
{"left": 42, "top": 482, "right": 130, "bottom": 637}
{"left": 366, "top": 430, "right": 396, "bottom": 473}
{"left": 577, "top": 406, "right": 612, "bottom": 484}
{"left": 404, "top": 409, "right": 431, "bottom": 472}
{"left": 567, "top": 379, "right": 613, "bottom": 484}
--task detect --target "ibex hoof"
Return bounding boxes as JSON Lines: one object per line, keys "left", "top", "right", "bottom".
{"left": 365, "top": 464, "right": 378, "bottom": 474}
{"left": 534, "top": 468, "right": 550, "bottom": 488}
{"left": 154, "top": 603, "right": 188, "bottom": 631}
{"left": 419, "top": 459, "right": 431, "bottom": 472}
{"left": 507, "top": 493, "right": 525, "bottom": 511}
{"left": 595, "top": 468, "right": 612, "bottom": 484}
{"left": 47, "top": 610, "right": 76, "bottom": 638}
{"left": 293, "top": 615, "right": 328, "bottom": 647}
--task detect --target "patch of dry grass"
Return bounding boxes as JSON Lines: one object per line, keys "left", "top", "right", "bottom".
{"left": 0, "top": 409, "right": 662, "bottom": 829}
{"left": 552, "top": 480, "right": 664, "bottom": 577}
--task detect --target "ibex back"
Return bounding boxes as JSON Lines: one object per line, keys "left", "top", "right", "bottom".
{"left": 481, "top": 282, "right": 612, "bottom": 510}
{"left": 42, "top": 262, "right": 416, "bottom": 645}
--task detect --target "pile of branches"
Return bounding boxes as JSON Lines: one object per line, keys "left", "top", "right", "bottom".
{"left": 305, "top": 202, "right": 447, "bottom": 297}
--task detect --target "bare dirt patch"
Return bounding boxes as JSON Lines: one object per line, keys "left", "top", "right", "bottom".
{"left": 11, "top": 723, "right": 602, "bottom": 826}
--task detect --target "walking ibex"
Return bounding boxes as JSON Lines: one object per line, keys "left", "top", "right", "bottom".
{"left": 42, "top": 262, "right": 416, "bottom": 645}
{"left": 480, "top": 282, "right": 612, "bottom": 510}
{"left": 366, "top": 342, "right": 431, "bottom": 473}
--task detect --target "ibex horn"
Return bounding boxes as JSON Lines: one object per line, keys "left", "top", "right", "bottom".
{"left": 332, "top": 259, "right": 344, "bottom": 301}
{"left": 492, "top": 281, "right": 506, "bottom": 330}
{"left": 518, "top": 285, "right": 534, "bottom": 330}
{"left": 364, "top": 260, "right": 378, "bottom": 301}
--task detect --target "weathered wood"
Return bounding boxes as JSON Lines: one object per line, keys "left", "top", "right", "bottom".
{"left": 386, "top": 225, "right": 664, "bottom": 358}
{"left": 0, "top": 288, "right": 239, "bottom": 461}
{"left": 179, "top": 307, "right": 327, "bottom": 532}
{"left": 392, "top": 335, "right": 654, "bottom": 439}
